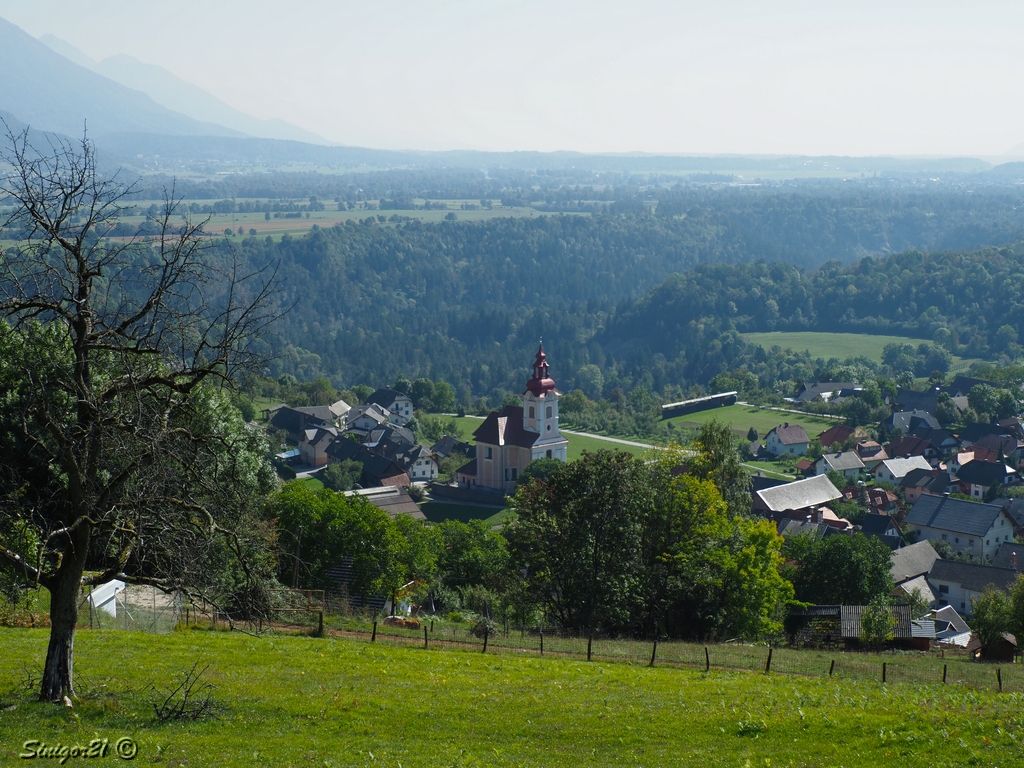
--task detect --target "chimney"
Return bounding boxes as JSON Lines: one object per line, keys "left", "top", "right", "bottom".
{"left": 784, "top": 422, "right": 789, "bottom": 428}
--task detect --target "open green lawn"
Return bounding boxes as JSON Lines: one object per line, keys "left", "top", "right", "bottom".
{"left": 2, "top": 627, "right": 1022, "bottom": 767}
{"left": 449, "top": 416, "right": 652, "bottom": 460}
{"left": 742, "top": 330, "right": 983, "bottom": 369}
{"left": 665, "top": 403, "right": 838, "bottom": 439}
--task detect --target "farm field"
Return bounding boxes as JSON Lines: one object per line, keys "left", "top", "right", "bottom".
{"left": 449, "top": 416, "right": 652, "bottom": 460}
{"left": 664, "top": 403, "right": 838, "bottom": 439}
{"left": 1, "top": 627, "right": 1021, "bottom": 767}
{"left": 102, "top": 200, "right": 573, "bottom": 243}
{"left": 742, "top": 330, "right": 982, "bottom": 369}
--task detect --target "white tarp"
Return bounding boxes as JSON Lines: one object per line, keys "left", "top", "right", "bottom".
{"left": 88, "top": 579, "right": 125, "bottom": 618}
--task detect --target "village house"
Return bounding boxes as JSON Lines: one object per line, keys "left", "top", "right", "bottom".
{"left": 765, "top": 423, "right": 810, "bottom": 456}
{"left": 928, "top": 559, "right": 1019, "bottom": 617}
{"left": 817, "top": 424, "right": 856, "bottom": 449}
{"left": 365, "top": 388, "right": 415, "bottom": 426}
{"left": 753, "top": 474, "right": 842, "bottom": 518}
{"left": 325, "top": 438, "right": 410, "bottom": 488}
{"left": 298, "top": 424, "right": 338, "bottom": 468}
{"left": 270, "top": 400, "right": 351, "bottom": 442}
{"left": 900, "top": 468, "right": 958, "bottom": 504}
{"left": 887, "top": 434, "right": 943, "bottom": 467}
{"left": 905, "top": 495, "right": 1017, "bottom": 561}
{"left": 874, "top": 456, "right": 932, "bottom": 484}
{"left": 791, "top": 381, "right": 861, "bottom": 404}
{"left": 955, "top": 459, "right": 1018, "bottom": 499}
{"left": 345, "top": 403, "right": 394, "bottom": 433}
{"left": 814, "top": 450, "right": 865, "bottom": 479}
{"left": 458, "top": 344, "right": 568, "bottom": 494}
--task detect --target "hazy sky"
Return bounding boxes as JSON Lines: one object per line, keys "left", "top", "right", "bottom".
{"left": 1, "top": 0, "right": 1022, "bottom": 156}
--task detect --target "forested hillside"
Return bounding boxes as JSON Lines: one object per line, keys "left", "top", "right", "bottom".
{"left": 236, "top": 208, "right": 1024, "bottom": 402}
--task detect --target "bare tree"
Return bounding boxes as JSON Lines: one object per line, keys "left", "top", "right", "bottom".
{"left": 0, "top": 125, "right": 284, "bottom": 702}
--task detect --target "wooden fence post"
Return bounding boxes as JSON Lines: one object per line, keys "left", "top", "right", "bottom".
{"left": 650, "top": 639, "right": 658, "bottom": 667}
{"left": 424, "top": 626, "right": 429, "bottom": 649}
{"left": 765, "top": 647, "right": 773, "bottom": 674}
{"left": 997, "top": 668, "right": 1003, "bottom": 693}
{"left": 482, "top": 627, "right": 489, "bottom": 654}
{"left": 705, "top": 646, "right": 710, "bottom": 672}
{"left": 371, "top": 620, "right": 377, "bottom": 642}
{"left": 829, "top": 659, "right": 835, "bottom": 677}
{"left": 587, "top": 631, "right": 593, "bottom": 662}
{"left": 943, "top": 664, "right": 947, "bottom": 684}
{"left": 539, "top": 628, "right": 544, "bottom": 656}
{"left": 882, "top": 662, "right": 887, "bottom": 683}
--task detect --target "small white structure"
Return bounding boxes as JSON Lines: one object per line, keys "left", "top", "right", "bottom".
{"left": 88, "top": 579, "right": 125, "bottom": 618}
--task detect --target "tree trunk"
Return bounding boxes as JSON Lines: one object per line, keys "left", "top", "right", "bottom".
{"left": 40, "top": 527, "right": 90, "bottom": 703}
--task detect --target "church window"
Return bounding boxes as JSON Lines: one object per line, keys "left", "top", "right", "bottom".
{"left": 486, "top": 447, "right": 493, "bottom": 460}
{"left": 546, "top": 450, "right": 552, "bottom": 458}
{"left": 505, "top": 469, "right": 510, "bottom": 481}
{"left": 547, "top": 425, "right": 551, "bottom": 431}
{"left": 546, "top": 406, "right": 552, "bottom": 418}
{"left": 512, "top": 468, "right": 517, "bottom": 480}
{"left": 529, "top": 406, "right": 535, "bottom": 418}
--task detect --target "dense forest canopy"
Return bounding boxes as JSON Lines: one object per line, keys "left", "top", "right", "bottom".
{"left": 7, "top": 168, "right": 1024, "bottom": 402}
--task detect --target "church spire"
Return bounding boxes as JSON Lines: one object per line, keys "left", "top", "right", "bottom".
{"left": 525, "top": 341, "right": 556, "bottom": 396}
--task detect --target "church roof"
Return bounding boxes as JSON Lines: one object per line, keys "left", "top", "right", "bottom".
{"left": 473, "top": 405, "right": 540, "bottom": 449}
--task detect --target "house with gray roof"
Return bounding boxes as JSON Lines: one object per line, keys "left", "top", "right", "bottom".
{"left": 753, "top": 474, "right": 842, "bottom": 515}
{"left": 874, "top": 456, "right": 932, "bottom": 484}
{"left": 890, "top": 540, "right": 939, "bottom": 586}
{"left": 906, "top": 495, "right": 1016, "bottom": 561}
{"left": 814, "top": 450, "right": 865, "bottom": 479}
{"left": 955, "top": 459, "right": 1018, "bottom": 500}
{"left": 366, "top": 388, "right": 414, "bottom": 426}
{"left": 928, "top": 559, "right": 1019, "bottom": 616}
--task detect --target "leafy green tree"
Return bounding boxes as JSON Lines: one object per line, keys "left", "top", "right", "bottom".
{"left": 507, "top": 450, "right": 653, "bottom": 632}
{"left": 682, "top": 420, "right": 751, "bottom": 517}
{"left": 788, "top": 534, "right": 894, "bottom": 605}
{"left": 971, "top": 586, "right": 1012, "bottom": 657}
{"left": 436, "top": 519, "right": 509, "bottom": 590}
{"left": 0, "top": 130, "right": 280, "bottom": 703}
{"left": 860, "top": 593, "right": 896, "bottom": 648}
{"left": 321, "top": 459, "right": 363, "bottom": 492}
{"left": 518, "top": 458, "right": 563, "bottom": 486}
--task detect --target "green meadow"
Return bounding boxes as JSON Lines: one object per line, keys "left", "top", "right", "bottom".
{"left": 742, "top": 330, "right": 983, "bottom": 370}
{"left": 1, "top": 627, "right": 1022, "bottom": 767}
{"left": 665, "top": 403, "right": 838, "bottom": 440}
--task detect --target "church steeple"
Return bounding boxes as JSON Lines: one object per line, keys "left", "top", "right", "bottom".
{"left": 525, "top": 342, "right": 556, "bottom": 396}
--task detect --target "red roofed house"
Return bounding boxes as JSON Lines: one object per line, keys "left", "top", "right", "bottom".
{"left": 458, "top": 344, "right": 569, "bottom": 494}
{"left": 818, "top": 424, "right": 855, "bottom": 450}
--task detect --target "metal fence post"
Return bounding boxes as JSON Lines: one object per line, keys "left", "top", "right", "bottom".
{"left": 882, "top": 662, "right": 887, "bottom": 683}
{"left": 587, "top": 631, "right": 593, "bottom": 662}
{"left": 650, "top": 639, "right": 658, "bottom": 667}
{"left": 371, "top": 620, "right": 377, "bottom": 642}
{"left": 942, "top": 664, "right": 947, "bottom": 684}
{"left": 705, "top": 646, "right": 710, "bottom": 672}
{"left": 765, "top": 647, "right": 773, "bottom": 674}
{"left": 829, "top": 659, "right": 835, "bottom": 677}
{"left": 482, "top": 627, "right": 489, "bottom": 654}
{"left": 997, "top": 668, "right": 1003, "bottom": 693}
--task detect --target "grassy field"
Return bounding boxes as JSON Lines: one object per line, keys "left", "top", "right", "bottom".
{"left": 450, "top": 416, "right": 652, "bottom": 461}
{"left": 103, "top": 200, "right": 570, "bottom": 243}
{"left": 742, "top": 330, "right": 983, "bottom": 370}
{"left": 665, "top": 403, "right": 838, "bottom": 439}
{"left": 2, "top": 627, "right": 1022, "bottom": 766}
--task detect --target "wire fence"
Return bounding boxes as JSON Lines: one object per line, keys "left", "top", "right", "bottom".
{"left": 312, "top": 616, "right": 1024, "bottom": 694}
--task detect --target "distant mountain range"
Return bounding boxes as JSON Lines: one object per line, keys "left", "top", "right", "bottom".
{"left": 3, "top": 15, "right": 1024, "bottom": 176}
{"left": 38, "top": 34, "right": 332, "bottom": 145}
